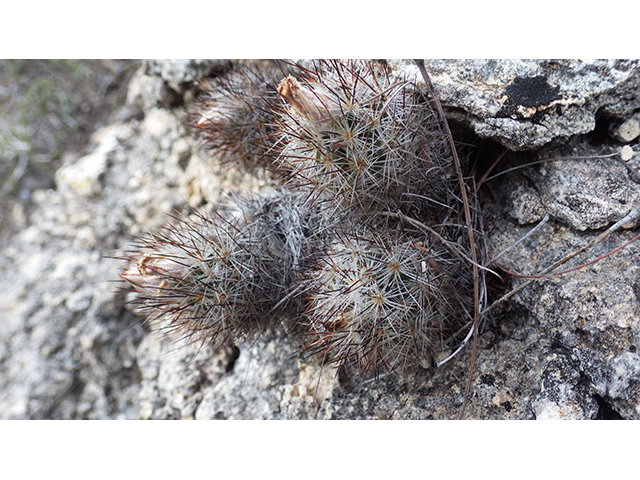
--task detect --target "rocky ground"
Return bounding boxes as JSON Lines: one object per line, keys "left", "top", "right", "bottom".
{"left": 1, "top": 59, "right": 639, "bottom": 419}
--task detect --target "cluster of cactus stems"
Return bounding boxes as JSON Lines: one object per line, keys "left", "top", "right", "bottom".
{"left": 121, "top": 60, "right": 486, "bottom": 375}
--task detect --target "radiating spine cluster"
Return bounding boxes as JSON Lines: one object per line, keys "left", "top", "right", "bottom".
{"left": 303, "top": 231, "right": 473, "bottom": 373}
{"left": 191, "top": 61, "right": 286, "bottom": 170}
{"left": 121, "top": 59, "right": 483, "bottom": 375}
{"left": 275, "top": 60, "right": 456, "bottom": 217}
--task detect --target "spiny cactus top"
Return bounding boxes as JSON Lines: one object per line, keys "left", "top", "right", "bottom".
{"left": 274, "top": 61, "right": 457, "bottom": 219}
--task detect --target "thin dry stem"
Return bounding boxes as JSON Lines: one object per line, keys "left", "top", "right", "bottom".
{"left": 414, "top": 59, "right": 481, "bottom": 420}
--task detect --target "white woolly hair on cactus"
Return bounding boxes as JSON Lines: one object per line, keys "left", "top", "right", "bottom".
{"left": 302, "top": 227, "right": 475, "bottom": 375}
{"left": 120, "top": 189, "right": 327, "bottom": 347}
{"left": 274, "top": 60, "right": 456, "bottom": 217}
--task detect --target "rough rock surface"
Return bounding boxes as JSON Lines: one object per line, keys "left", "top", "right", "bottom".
{"left": 419, "top": 59, "right": 640, "bottom": 151}
{"left": 1, "top": 59, "right": 639, "bottom": 419}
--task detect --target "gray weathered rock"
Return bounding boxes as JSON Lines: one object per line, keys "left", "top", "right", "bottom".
{"left": 418, "top": 59, "right": 640, "bottom": 150}
{"left": 2, "top": 59, "right": 639, "bottom": 419}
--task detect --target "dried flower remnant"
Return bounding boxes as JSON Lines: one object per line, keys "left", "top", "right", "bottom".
{"left": 277, "top": 76, "right": 337, "bottom": 124}
{"left": 121, "top": 253, "right": 189, "bottom": 296}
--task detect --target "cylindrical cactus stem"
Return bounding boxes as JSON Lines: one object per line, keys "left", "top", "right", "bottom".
{"left": 191, "top": 61, "right": 288, "bottom": 171}
{"left": 120, "top": 189, "right": 328, "bottom": 348}
{"left": 302, "top": 228, "right": 475, "bottom": 374}
{"left": 274, "top": 60, "right": 457, "bottom": 218}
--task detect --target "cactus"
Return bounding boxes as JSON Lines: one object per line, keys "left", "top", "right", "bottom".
{"left": 274, "top": 60, "right": 456, "bottom": 219}
{"left": 120, "top": 189, "right": 328, "bottom": 347}
{"left": 121, "top": 59, "right": 485, "bottom": 376}
{"left": 302, "top": 228, "right": 474, "bottom": 374}
{"left": 190, "top": 61, "right": 287, "bottom": 171}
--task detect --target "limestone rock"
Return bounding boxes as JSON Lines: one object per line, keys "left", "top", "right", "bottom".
{"left": 419, "top": 59, "right": 640, "bottom": 150}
